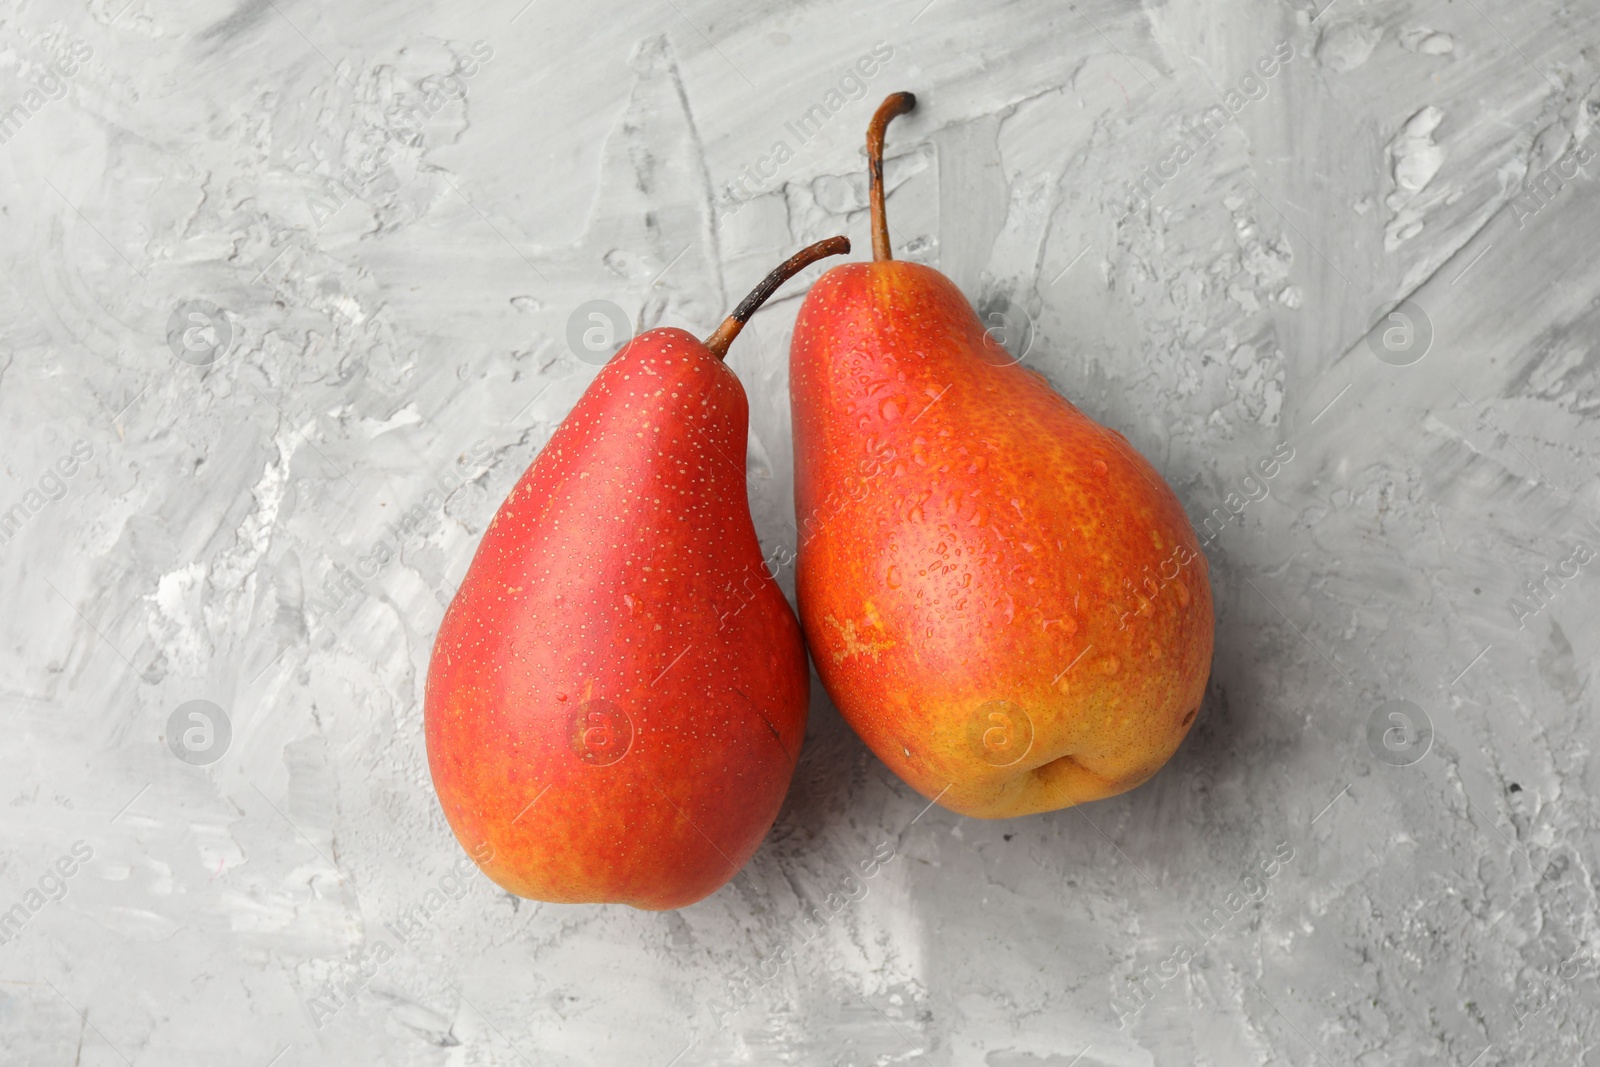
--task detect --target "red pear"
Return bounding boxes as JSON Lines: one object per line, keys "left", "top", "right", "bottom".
{"left": 789, "top": 95, "right": 1213, "bottom": 819}
{"left": 426, "top": 238, "right": 848, "bottom": 909}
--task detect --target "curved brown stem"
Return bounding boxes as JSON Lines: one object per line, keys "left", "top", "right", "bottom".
{"left": 703, "top": 236, "right": 851, "bottom": 359}
{"left": 867, "top": 91, "right": 917, "bottom": 262}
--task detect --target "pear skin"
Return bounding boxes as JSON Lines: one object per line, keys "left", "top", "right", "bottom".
{"left": 790, "top": 97, "right": 1213, "bottom": 819}
{"left": 426, "top": 240, "right": 847, "bottom": 908}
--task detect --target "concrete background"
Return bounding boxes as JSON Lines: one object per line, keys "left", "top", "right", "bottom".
{"left": 2, "top": 0, "right": 1598, "bottom": 1063}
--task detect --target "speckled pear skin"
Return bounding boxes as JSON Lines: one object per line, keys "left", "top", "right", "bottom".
{"left": 790, "top": 262, "right": 1213, "bottom": 819}
{"left": 425, "top": 327, "right": 808, "bottom": 910}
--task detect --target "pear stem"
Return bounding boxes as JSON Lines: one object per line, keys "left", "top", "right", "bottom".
{"left": 703, "top": 236, "right": 851, "bottom": 359}
{"left": 867, "top": 91, "right": 916, "bottom": 262}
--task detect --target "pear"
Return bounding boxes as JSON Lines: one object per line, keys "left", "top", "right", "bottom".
{"left": 789, "top": 95, "right": 1212, "bottom": 819}
{"left": 426, "top": 238, "right": 849, "bottom": 908}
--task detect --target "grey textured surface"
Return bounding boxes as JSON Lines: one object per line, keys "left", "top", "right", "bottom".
{"left": 2, "top": 0, "right": 1598, "bottom": 1063}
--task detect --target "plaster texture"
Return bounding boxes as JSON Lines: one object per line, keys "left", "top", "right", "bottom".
{"left": 2, "top": 0, "right": 1598, "bottom": 1064}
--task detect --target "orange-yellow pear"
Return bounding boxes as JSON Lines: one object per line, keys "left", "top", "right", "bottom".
{"left": 789, "top": 94, "right": 1213, "bottom": 819}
